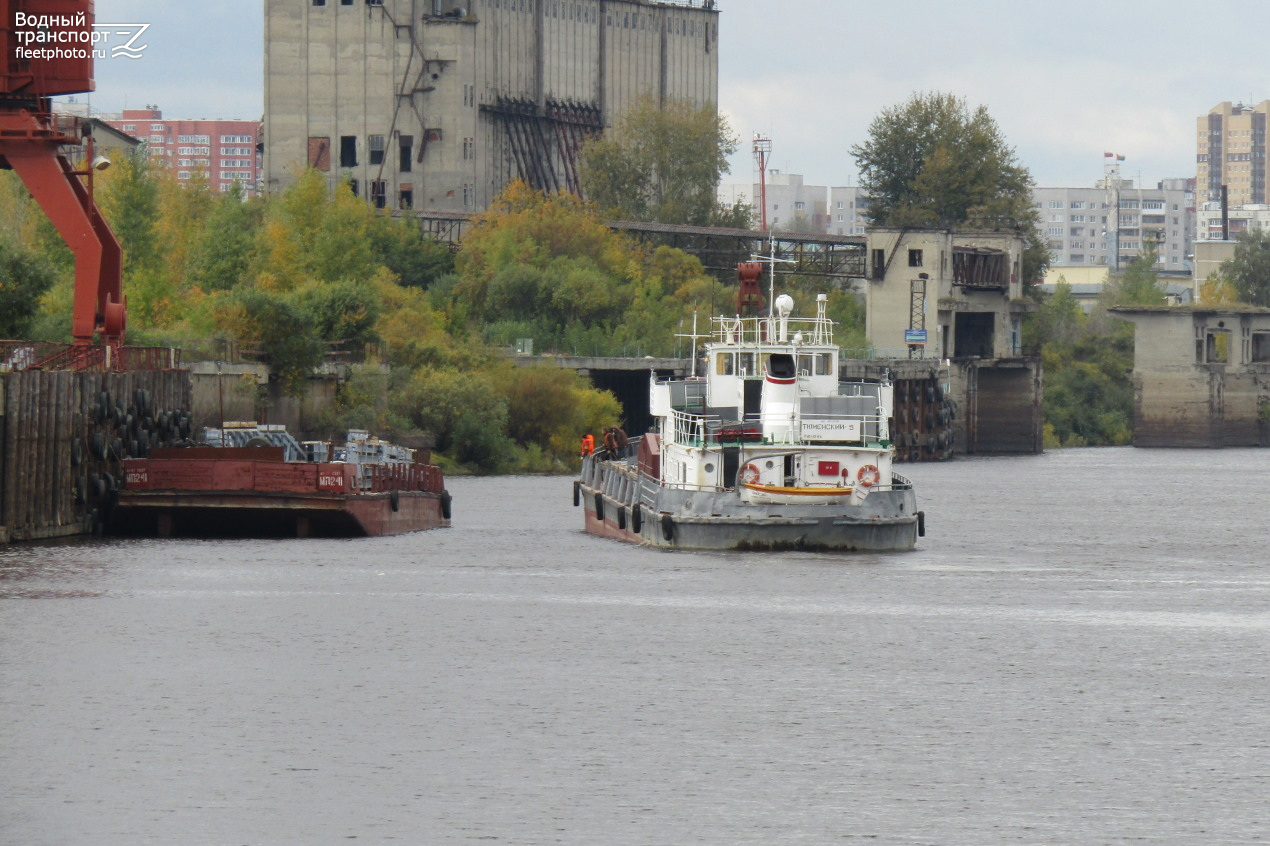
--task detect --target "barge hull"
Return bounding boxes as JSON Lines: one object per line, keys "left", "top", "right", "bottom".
{"left": 112, "top": 489, "right": 449, "bottom": 538}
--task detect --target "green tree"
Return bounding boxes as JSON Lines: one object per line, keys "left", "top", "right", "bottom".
{"left": 219, "top": 287, "right": 325, "bottom": 395}
{"left": 367, "top": 216, "right": 455, "bottom": 289}
{"left": 97, "top": 150, "right": 161, "bottom": 278}
{"left": 455, "top": 181, "right": 635, "bottom": 347}
{"left": 851, "top": 92, "right": 1047, "bottom": 282}
{"left": 393, "top": 368, "right": 514, "bottom": 472}
{"left": 579, "top": 96, "right": 740, "bottom": 226}
{"left": 1101, "top": 242, "right": 1165, "bottom": 309}
{"left": 1219, "top": 228, "right": 1270, "bottom": 306}
{"left": 190, "top": 183, "right": 262, "bottom": 292}
{"left": 0, "top": 240, "right": 56, "bottom": 338}
{"left": 300, "top": 276, "right": 383, "bottom": 348}
{"left": 1025, "top": 279, "right": 1086, "bottom": 350}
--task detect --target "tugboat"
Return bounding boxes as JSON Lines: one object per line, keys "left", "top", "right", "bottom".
{"left": 113, "top": 424, "right": 451, "bottom": 538}
{"left": 575, "top": 272, "right": 922, "bottom": 552}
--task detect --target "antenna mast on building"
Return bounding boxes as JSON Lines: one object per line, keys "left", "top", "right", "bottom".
{"left": 1103, "top": 152, "right": 1124, "bottom": 272}
{"left": 753, "top": 134, "right": 772, "bottom": 231}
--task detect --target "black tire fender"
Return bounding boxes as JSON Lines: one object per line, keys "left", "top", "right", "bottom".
{"left": 390, "top": 489, "right": 400, "bottom": 512}
{"left": 573, "top": 480, "right": 580, "bottom": 507}
{"left": 440, "top": 490, "right": 452, "bottom": 520}
{"left": 660, "top": 514, "right": 674, "bottom": 542}
{"left": 631, "top": 504, "right": 643, "bottom": 533}
{"left": 593, "top": 492, "right": 604, "bottom": 521}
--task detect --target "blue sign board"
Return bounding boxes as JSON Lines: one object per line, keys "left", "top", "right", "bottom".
{"left": 904, "top": 329, "right": 928, "bottom": 345}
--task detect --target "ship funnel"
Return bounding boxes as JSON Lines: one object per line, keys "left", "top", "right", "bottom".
{"left": 761, "top": 352, "right": 799, "bottom": 443}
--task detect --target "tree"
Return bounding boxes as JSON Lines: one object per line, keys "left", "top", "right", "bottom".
{"left": 1025, "top": 279, "right": 1086, "bottom": 350}
{"left": 190, "top": 182, "right": 262, "bottom": 292}
{"left": 454, "top": 181, "right": 636, "bottom": 347}
{"left": 218, "top": 288, "right": 325, "bottom": 396}
{"left": 579, "top": 96, "right": 739, "bottom": 226}
{"left": 96, "top": 150, "right": 161, "bottom": 277}
{"left": 367, "top": 215, "right": 454, "bottom": 289}
{"left": 1219, "top": 228, "right": 1270, "bottom": 307}
{"left": 1101, "top": 242, "right": 1165, "bottom": 309}
{"left": 0, "top": 240, "right": 56, "bottom": 338}
{"left": 851, "top": 92, "right": 1047, "bottom": 281}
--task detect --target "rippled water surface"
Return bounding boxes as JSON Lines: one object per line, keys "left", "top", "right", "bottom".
{"left": 3, "top": 448, "right": 1270, "bottom": 845}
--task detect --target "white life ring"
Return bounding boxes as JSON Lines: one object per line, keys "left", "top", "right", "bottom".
{"left": 856, "top": 464, "right": 880, "bottom": 488}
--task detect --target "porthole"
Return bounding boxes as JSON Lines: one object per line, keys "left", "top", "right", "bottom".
{"left": 704, "top": 463, "right": 715, "bottom": 473}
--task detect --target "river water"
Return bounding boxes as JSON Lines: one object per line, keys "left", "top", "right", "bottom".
{"left": 2, "top": 447, "right": 1269, "bottom": 845}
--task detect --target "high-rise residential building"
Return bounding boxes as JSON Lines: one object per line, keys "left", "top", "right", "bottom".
{"left": 828, "top": 186, "right": 869, "bottom": 236}
{"left": 1197, "top": 101, "right": 1269, "bottom": 207}
{"left": 1031, "top": 179, "right": 1193, "bottom": 273}
{"left": 717, "top": 171, "right": 833, "bottom": 234}
{"left": 1196, "top": 203, "right": 1270, "bottom": 241}
{"left": 104, "top": 107, "right": 262, "bottom": 196}
{"left": 264, "top": 0, "right": 720, "bottom": 212}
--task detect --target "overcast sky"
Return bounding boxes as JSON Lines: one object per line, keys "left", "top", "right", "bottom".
{"left": 82, "top": 0, "right": 1268, "bottom": 191}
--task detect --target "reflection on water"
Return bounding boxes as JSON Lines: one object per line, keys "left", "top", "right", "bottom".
{"left": 3, "top": 448, "right": 1270, "bottom": 845}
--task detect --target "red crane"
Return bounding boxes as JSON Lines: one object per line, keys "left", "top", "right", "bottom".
{"left": 1, "top": 0, "right": 126, "bottom": 350}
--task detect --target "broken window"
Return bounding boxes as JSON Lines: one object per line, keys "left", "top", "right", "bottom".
{"left": 871, "top": 248, "right": 885, "bottom": 280}
{"left": 952, "top": 247, "right": 1007, "bottom": 289}
{"left": 908, "top": 248, "right": 923, "bottom": 267}
{"left": 1252, "top": 333, "right": 1270, "bottom": 363}
{"left": 399, "top": 185, "right": 413, "bottom": 210}
{"left": 399, "top": 135, "right": 413, "bottom": 172}
{"left": 368, "top": 134, "right": 385, "bottom": 165}
{"left": 370, "top": 180, "right": 386, "bottom": 209}
{"left": 954, "top": 312, "right": 995, "bottom": 358}
{"left": 307, "top": 136, "right": 330, "bottom": 171}
{"left": 1205, "top": 331, "right": 1231, "bottom": 363}
{"left": 339, "top": 135, "right": 357, "bottom": 168}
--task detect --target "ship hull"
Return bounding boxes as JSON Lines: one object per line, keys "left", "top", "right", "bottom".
{"left": 577, "top": 467, "right": 921, "bottom": 553}
{"left": 113, "top": 488, "right": 450, "bottom": 538}
{"left": 113, "top": 454, "right": 450, "bottom": 538}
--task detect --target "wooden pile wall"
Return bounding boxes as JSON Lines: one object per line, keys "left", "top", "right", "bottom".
{"left": 0, "top": 369, "right": 192, "bottom": 543}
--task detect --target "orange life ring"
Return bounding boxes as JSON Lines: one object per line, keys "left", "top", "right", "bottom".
{"left": 739, "top": 463, "right": 761, "bottom": 485}
{"left": 856, "top": 464, "right": 880, "bottom": 488}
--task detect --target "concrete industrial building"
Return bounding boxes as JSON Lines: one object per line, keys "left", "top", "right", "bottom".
{"left": 264, "top": 0, "right": 719, "bottom": 211}
{"left": 1198, "top": 101, "right": 1269, "bottom": 208}
{"left": 1114, "top": 306, "right": 1270, "bottom": 447}
{"left": 863, "top": 228, "right": 1041, "bottom": 455}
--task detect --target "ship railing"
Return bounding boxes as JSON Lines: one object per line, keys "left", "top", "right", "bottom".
{"left": 711, "top": 314, "right": 835, "bottom": 346}
{"left": 671, "top": 408, "right": 894, "bottom": 447}
{"left": 668, "top": 408, "right": 720, "bottom": 446}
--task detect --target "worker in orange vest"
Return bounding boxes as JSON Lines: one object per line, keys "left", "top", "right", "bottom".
{"left": 580, "top": 432, "right": 594, "bottom": 457}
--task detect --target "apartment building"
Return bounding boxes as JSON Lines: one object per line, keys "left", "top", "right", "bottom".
{"left": 827, "top": 186, "right": 868, "bottom": 236}
{"left": 1197, "top": 101, "right": 1268, "bottom": 207}
{"left": 1032, "top": 180, "right": 1193, "bottom": 273}
{"left": 717, "top": 170, "right": 838, "bottom": 234}
{"left": 105, "top": 107, "right": 262, "bottom": 196}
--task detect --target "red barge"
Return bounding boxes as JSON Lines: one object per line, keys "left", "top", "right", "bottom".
{"left": 113, "top": 428, "right": 451, "bottom": 538}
